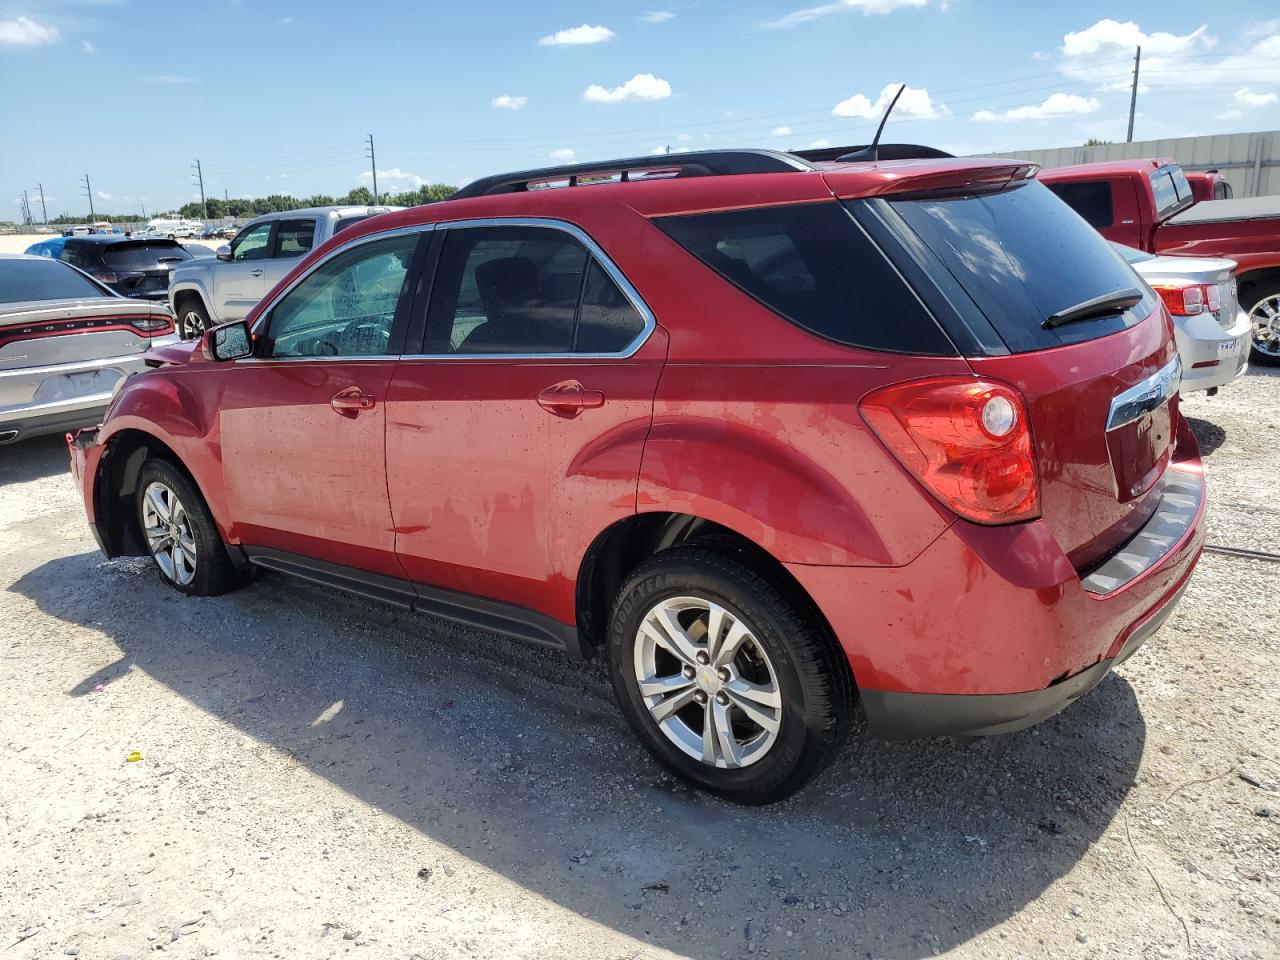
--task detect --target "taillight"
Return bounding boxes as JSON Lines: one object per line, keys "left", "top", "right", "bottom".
{"left": 860, "top": 377, "right": 1039, "bottom": 525}
{"left": 1151, "top": 281, "right": 1218, "bottom": 317}
{"left": 129, "top": 316, "right": 174, "bottom": 337}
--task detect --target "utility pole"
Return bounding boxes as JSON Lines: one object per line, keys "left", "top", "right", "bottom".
{"left": 21, "top": 190, "right": 32, "bottom": 225}
{"left": 192, "top": 159, "right": 207, "bottom": 220}
{"left": 1126, "top": 45, "right": 1142, "bottom": 143}
{"left": 82, "top": 173, "right": 95, "bottom": 221}
{"left": 224, "top": 188, "right": 229, "bottom": 203}
{"left": 366, "top": 134, "right": 378, "bottom": 203}
{"left": 36, "top": 183, "right": 47, "bottom": 223}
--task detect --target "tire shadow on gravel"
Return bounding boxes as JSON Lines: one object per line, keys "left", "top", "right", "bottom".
{"left": 0, "top": 433, "right": 71, "bottom": 485}
{"left": 1186, "top": 416, "right": 1227, "bottom": 457}
{"left": 14, "top": 552, "right": 1145, "bottom": 960}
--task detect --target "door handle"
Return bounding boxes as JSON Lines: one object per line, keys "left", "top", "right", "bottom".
{"left": 250, "top": 268, "right": 264, "bottom": 277}
{"left": 536, "top": 380, "right": 605, "bottom": 418}
{"left": 330, "top": 386, "right": 376, "bottom": 417}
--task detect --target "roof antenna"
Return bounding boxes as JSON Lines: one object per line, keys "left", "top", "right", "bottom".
{"left": 835, "top": 84, "right": 907, "bottom": 163}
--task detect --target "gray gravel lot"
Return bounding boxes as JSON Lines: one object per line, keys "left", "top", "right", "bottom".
{"left": 1, "top": 368, "right": 1277, "bottom": 960}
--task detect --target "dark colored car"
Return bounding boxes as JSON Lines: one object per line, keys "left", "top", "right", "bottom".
{"left": 25, "top": 236, "right": 194, "bottom": 302}
{"left": 69, "top": 149, "right": 1205, "bottom": 802}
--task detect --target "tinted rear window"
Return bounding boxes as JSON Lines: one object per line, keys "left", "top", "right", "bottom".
{"left": 334, "top": 216, "right": 369, "bottom": 235}
{"left": 886, "top": 181, "right": 1155, "bottom": 352}
{"left": 102, "top": 242, "right": 192, "bottom": 271}
{"left": 0, "top": 258, "right": 109, "bottom": 303}
{"left": 654, "top": 202, "right": 953, "bottom": 355}
{"left": 1149, "top": 165, "right": 1192, "bottom": 220}
{"left": 1044, "top": 180, "right": 1114, "bottom": 228}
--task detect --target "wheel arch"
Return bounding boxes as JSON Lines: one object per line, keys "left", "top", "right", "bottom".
{"left": 575, "top": 511, "right": 856, "bottom": 690}
{"left": 1238, "top": 265, "right": 1280, "bottom": 302}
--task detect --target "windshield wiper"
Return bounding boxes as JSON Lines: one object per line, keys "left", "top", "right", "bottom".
{"left": 1043, "top": 287, "right": 1144, "bottom": 329}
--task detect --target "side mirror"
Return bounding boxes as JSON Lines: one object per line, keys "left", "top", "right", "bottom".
{"left": 207, "top": 321, "right": 253, "bottom": 361}
{"left": 216, "top": 244, "right": 233, "bottom": 262}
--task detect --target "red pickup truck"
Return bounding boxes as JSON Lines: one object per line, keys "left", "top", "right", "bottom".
{"left": 1039, "top": 158, "right": 1280, "bottom": 364}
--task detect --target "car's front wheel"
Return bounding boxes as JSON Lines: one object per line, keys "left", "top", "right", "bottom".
{"left": 136, "top": 459, "right": 240, "bottom": 596}
{"left": 607, "top": 546, "right": 855, "bottom": 803}
{"left": 177, "top": 298, "right": 211, "bottom": 341}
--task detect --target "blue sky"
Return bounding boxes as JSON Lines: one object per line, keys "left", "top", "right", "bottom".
{"left": 2, "top": 0, "right": 1278, "bottom": 218}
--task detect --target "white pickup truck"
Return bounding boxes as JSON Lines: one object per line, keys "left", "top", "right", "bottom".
{"left": 168, "top": 205, "right": 400, "bottom": 339}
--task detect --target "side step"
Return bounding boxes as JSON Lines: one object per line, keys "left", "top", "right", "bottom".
{"left": 242, "top": 546, "right": 586, "bottom": 657}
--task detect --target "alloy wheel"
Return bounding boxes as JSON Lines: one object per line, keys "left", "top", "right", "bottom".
{"left": 1250, "top": 293, "right": 1280, "bottom": 358}
{"left": 633, "top": 596, "right": 783, "bottom": 769}
{"left": 179, "top": 310, "right": 207, "bottom": 341}
{"left": 142, "top": 481, "right": 197, "bottom": 586}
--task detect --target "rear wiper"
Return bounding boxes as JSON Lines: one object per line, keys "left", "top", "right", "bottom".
{"left": 1043, "top": 287, "right": 1144, "bottom": 329}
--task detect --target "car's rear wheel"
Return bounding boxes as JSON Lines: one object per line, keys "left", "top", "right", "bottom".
{"left": 136, "top": 459, "right": 239, "bottom": 596}
{"left": 1244, "top": 282, "right": 1280, "bottom": 366}
{"left": 607, "top": 546, "right": 855, "bottom": 804}
{"left": 177, "top": 298, "right": 211, "bottom": 341}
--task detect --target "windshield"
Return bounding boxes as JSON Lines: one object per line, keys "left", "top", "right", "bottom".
{"left": 0, "top": 258, "right": 109, "bottom": 304}
{"left": 883, "top": 180, "right": 1155, "bottom": 352}
{"left": 102, "top": 242, "right": 192, "bottom": 271}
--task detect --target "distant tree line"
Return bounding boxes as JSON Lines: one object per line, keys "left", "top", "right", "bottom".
{"left": 176, "top": 183, "right": 458, "bottom": 221}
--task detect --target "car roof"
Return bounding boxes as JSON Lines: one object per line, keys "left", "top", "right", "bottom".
{"left": 249, "top": 205, "right": 403, "bottom": 221}
{"left": 1039, "top": 157, "right": 1179, "bottom": 180}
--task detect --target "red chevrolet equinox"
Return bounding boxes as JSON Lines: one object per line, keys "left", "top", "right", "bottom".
{"left": 69, "top": 150, "right": 1205, "bottom": 802}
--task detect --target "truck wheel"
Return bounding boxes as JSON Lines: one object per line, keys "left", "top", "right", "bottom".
{"left": 607, "top": 546, "right": 856, "bottom": 804}
{"left": 1244, "top": 282, "right": 1280, "bottom": 366}
{"left": 177, "top": 298, "right": 211, "bottom": 341}
{"left": 135, "top": 458, "right": 240, "bottom": 597}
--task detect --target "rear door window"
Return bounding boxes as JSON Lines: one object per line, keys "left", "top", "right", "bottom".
{"left": 425, "top": 226, "right": 645, "bottom": 355}
{"left": 0, "top": 258, "right": 110, "bottom": 303}
{"left": 883, "top": 180, "right": 1155, "bottom": 353}
{"left": 654, "top": 202, "right": 953, "bottom": 355}
{"left": 102, "top": 242, "right": 192, "bottom": 271}
{"left": 1044, "top": 180, "right": 1114, "bottom": 228}
{"left": 273, "top": 219, "right": 316, "bottom": 259}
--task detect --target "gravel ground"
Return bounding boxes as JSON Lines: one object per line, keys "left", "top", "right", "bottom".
{"left": 1, "top": 368, "right": 1277, "bottom": 960}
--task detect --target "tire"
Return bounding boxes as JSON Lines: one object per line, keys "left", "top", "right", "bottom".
{"left": 176, "top": 297, "right": 211, "bottom": 341}
{"left": 135, "top": 458, "right": 240, "bottom": 596}
{"left": 607, "top": 546, "right": 855, "bottom": 804}
{"left": 1242, "top": 281, "right": 1280, "bottom": 366}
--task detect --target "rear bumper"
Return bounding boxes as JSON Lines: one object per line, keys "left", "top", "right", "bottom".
{"left": 1174, "top": 309, "right": 1251, "bottom": 391}
{"left": 787, "top": 418, "right": 1206, "bottom": 739}
{"left": 67, "top": 426, "right": 108, "bottom": 553}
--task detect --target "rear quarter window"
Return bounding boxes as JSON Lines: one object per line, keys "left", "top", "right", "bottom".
{"left": 653, "top": 202, "right": 954, "bottom": 355}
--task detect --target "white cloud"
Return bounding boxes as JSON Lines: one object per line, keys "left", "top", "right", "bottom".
{"left": 584, "top": 73, "right": 672, "bottom": 103}
{"left": 650, "top": 145, "right": 691, "bottom": 155}
{"left": 1060, "top": 19, "right": 1213, "bottom": 56}
{"left": 1233, "top": 86, "right": 1278, "bottom": 108}
{"left": 277, "top": 16, "right": 294, "bottom": 26}
{"left": 808, "top": 139, "right": 831, "bottom": 149}
{"left": 973, "top": 92, "right": 1101, "bottom": 122}
{"left": 141, "top": 75, "right": 197, "bottom": 84}
{"left": 1031, "top": 50, "right": 1047, "bottom": 60}
{"left": 359, "top": 168, "right": 428, "bottom": 189}
{"left": 771, "top": 125, "right": 793, "bottom": 136}
{"left": 539, "top": 24, "right": 615, "bottom": 46}
{"left": 549, "top": 148, "right": 575, "bottom": 160}
{"left": 491, "top": 94, "right": 528, "bottom": 110}
{"left": 1217, "top": 108, "right": 1245, "bottom": 120}
{"left": 96, "top": 191, "right": 112, "bottom": 201}
{"left": 82, "top": 39, "right": 96, "bottom": 54}
{"left": 0, "top": 16, "right": 59, "bottom": 45}
{"left": 763, "top": 0, "right": 927, "bottom": 30}
{"left": 832, "top": 83, "right": 945, "bottom": 120}
{"left": 676, "top": 133, "right": 692, "bottom": 141}
{"left": 641, "top": 11, "right": 675, "bottom": 23}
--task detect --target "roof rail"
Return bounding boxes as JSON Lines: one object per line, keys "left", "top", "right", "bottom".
{"left": 791, "top": 143, "right": 955, "bottom": 163}
{"left": 452, "top": 149, "right": 815, "bottom": 199}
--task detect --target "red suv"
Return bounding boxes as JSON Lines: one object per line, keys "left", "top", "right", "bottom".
{"left": 68, "top": 150, "right": 1205, "bottom": 802}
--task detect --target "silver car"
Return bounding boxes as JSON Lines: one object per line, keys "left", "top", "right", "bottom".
{"left": 0, "top": 254, "right": 178, "bottom": 444}
{"left": 1113, "top": 243, "right": 1251, "bottom": 394}
{"left": 168, "top": 205, "right": 401, "bottom": 339}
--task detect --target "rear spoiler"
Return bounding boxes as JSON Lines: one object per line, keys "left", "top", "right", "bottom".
{"left": 824, "top": 159, "right": 1041, "bottom": 199}
{"left": 793, "top": 143, "right": 954, "bottom": 163}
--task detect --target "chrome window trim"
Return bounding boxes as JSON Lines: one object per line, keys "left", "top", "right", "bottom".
{"left": 1105, "top": 355, "right": 1182, "bottom": 431}
{"left": 247, "top": 225, "right": 442, "bottom": 345}
{"left": 399, "top": 216, "right": 656, "bottom": 361}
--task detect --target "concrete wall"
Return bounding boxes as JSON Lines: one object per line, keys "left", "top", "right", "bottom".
{"left": 982, "top": 129, "right": 1280, "bottom": 197}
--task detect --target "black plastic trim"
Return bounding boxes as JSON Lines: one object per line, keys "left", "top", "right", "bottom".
{"left": 242, "top": 546, "right": 585, "bottom": 657}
